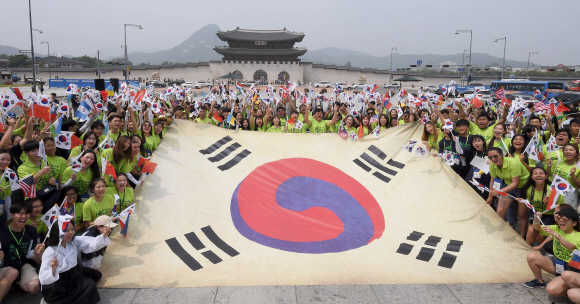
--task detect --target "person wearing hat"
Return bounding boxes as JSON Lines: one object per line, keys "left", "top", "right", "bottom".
{"left": 524, "top": 206, "right": 580, "bottom": 290}
{"left": 79, "top": 215, "right": 117, "bottom": 270}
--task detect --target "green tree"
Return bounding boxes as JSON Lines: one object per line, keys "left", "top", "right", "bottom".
{"left": 8, "top": 54, "right": 32, "bottom": 68}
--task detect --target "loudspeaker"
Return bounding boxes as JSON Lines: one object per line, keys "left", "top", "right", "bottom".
{"left": 110, "top": 78, "right": 119, "bottom": 93}
{"left": 94, "top": 79, "right": 106, "bottom": 91}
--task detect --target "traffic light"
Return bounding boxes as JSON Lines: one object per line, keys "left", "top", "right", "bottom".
{"left": 96, "top": 71, "right": 98, "bottom": 76}
{"left": 410, "top": 65, "right": 417, "bottom": 67}
{"left": 425, "top": 65, "right": 432, "bottom": 67}
{"left": 442, "top": 65, "right": 450, "bottom": 68}
{"left": 123, "top": 71, "right": 126, "bottom": 76}
{"left": 568, "top": 69, "right": 576, "bottom": 72}
{"left": 467, "top": 75, "right": 472, "bottom": 82}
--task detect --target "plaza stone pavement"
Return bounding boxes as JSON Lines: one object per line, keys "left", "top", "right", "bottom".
{"left": 4, "top": 284, "right": 554, "bottom": 304}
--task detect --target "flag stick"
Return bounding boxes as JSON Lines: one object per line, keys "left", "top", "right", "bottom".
{"left": 52, "top": 238, "right": 62, "bottom": 260}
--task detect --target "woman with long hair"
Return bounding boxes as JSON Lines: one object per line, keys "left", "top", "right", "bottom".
{"left": 486, "top": 147, "right": 530, "bottom": 223}
{"left": 68, "top": 131, "right": 100, "bottom": 163}
{"left": 466, "top": 135, "right": 490, "bottom": 200}
{"left": 153, "top": 121, "right": 164, "bottom": 147}
{"left": 60, "top": 186, "right": 85, "bottom": 231}
{"left": 61, "top": 150, "right": 100, "bottom": 201}
{"left": 487, "top": 123, "right": 511, "bottom": 151}
{"left": 267, "top": 116, "right": 284, "bottom": 133}
{"left": 343, "top": 115, "right": 357, "bottom": 134}
{"left": 82, "top": 178, "right": 115, "bottom": 227}
{"left": 105, "top": 173, "right": 134, "bottom": 213}
{"left": 240, "top": 118, "right": 251, "bottom": 131}
{"left": 378, "top": 114, "right": 390, "bottom": 131}
{"left": 421, "top": 121, "right": 441, "bottom": 152}
{"left": 139, "top": 121, "right": 157, "bottom": 157}
{"left": 357, "top": 115, "right": 373, "bottom": 135}
{"left": 517, "top": 167, "right": 562, "bottom": 246}
{"left": 101, "top": 136, "right": 135, "bottom": 187}
{"left": 39, "top": 219, "right": 112, "bottom": 304}
{"left": 547, "top": 143, "right": 580, "bottom": 210}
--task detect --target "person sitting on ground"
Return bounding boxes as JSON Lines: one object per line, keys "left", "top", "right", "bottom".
{"left": 39, "top": 217, "right": 111, "bottom": 304}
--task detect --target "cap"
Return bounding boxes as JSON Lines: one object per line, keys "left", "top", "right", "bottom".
{"left": 558, "top": 207, "right": 579, "bottom": 222}
{"left": 92, "top": 215, "right": 118, "bottom": 228}
{"left": 7, "top": 112, "right": 16, "bottom": 118}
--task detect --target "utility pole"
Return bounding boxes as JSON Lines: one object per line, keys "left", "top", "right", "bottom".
{"left": 28, "top": 0, "right": 37, "bottom": 92}
{"left": 97, "top": 50, "right": 101, "bottom": 78}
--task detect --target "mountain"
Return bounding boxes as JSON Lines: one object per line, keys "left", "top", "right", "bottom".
{"left": 128, "top": 24, "right": 223, "bottom": 64}
{"left": 0, "top": 45, "right": 20, "bottom": 56}
{"left": 301, "top": 47, "right": 532, "bottom": 69}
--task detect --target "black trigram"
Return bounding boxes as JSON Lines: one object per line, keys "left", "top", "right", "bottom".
{"left": 199, "top": 136, "right": 251, "bottom": 171}
{"left": 396, "top": 231, "right": 462, "bottom": 269}
{"left": 353, "top": 145, "right": 405, "bottom": 183}
{"left": 165, "top": 225, "right": 240, "bottom": 271}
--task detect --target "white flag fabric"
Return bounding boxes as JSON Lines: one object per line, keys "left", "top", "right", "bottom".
{"left": 57, "top": 214, "right": 75, "bottom": 237}
{"left": 403, "top": 140, "right": 417, "bottom": 153}
{"left": 71, "top": 157, "right": 82, "bottom": 173}
{"left": 38, "top": 141, "right": 48, "bottom": 164}
{"left": 552, "top": 175, "right": 575, "bottom": 196}
{"left": 4, "top": 168, "right": 19, "bottom": 191}
{"left": 98, "top": 136, "right": 115, "bottom": 151}
{"left": 415, "top": 145, "right": 427, "bottom": 157}
{"left": 55, "top": 131, "right": 74, "bottom": 150}
{"left": 41, "top": 205, "right": 60, "bottom": 228}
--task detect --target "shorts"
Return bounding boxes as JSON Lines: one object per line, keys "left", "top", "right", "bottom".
{"left": 528, "top": 211, "right": 555, "bottom": 225}
{"left": 507, "top": 187, "right": 522, "bottom": 198}
{"left": 0, "top": 264, "right": 38, "bottom": 286}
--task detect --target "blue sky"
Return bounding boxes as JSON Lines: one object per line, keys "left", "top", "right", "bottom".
{"left": 4, "top": 0, "right": 578, "bottom": 65}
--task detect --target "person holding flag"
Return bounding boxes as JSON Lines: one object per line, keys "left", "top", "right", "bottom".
{"left": 266, "top": 112, "right": 284, "bottom": 133}
{"left": 421, "top": 121, "right": 442, "bottom": 152}
{"left": 544, "top": 128, "right": 572, "bottom": 171}
{"left": 517, "top": 167, "right": 564, "bottom": 246}
{"left": 524, "top": 207, "right": 580, "bottom": 290}
{"left": 487, "top": 123, "right": 511, "bottom": 152}
{"left": 286, "top": 111, "right": 306, "bottom": 134}
{"left": 82, "top": 179, "right": 116, "bottom": 228}
{"left": 486, "top": 147, "right": 530, "bottom": 224}
{"left": 457, "top": 99, "right": 509, "bottom": 142}
{"left": 377, "top": 114, "right": 390, "bottom": 131}
{"left": 67, "top": 131, "right": 101, "bottom": 163}
{"left": 105, "top": 173, "right": 134, "bottom": 213}
{"left": 138, "top": 122, "right": 157, "bottom": 157}
{"left": 41, "top": 138, "right": 67, "bottom": 186}
{"left": 0, "top": 149, "right": 14, "bottom": 226}
{"left": 17, "top": 141, "right": 59, "bottom": 212}
{"left": 79, "top": 215, "right": 117, "bottom": 270}
{"left": 61, "top": 150, "right": 100, "bottom": 201}
{"left": 100, "top": 136, "right": 137, "bottom": 187}
{"left": 24, "top": 198, "right": 48, "bottom": 241}
{"left": 304, "top": 104, "right": 341, "bottom": 134}
{"left": 39, "top": 214, "right": 111, "bottom": 304}
{"left": 546, "top": 143, "right": 580, "bottom": 209}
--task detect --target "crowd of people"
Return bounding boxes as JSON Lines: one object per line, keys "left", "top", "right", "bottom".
{"left": 171, "top": 84, "right": 580, "bottom": 302}
{"left": 0, "top": 86, "right": 169, "bottom": 303}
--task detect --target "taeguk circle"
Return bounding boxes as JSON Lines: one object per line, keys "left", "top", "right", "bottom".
{"left": 231, "top": 158, "right": 385, "bottom": 254}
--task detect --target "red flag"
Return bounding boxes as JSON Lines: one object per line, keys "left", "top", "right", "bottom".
{"left": 10, "top": 87, "right": 23, "bottom": 100}
{"left": 287, "top": 117, "right": 296, "bottom": 126}
{"left": 134, "top": 90, "right": 146, "bottom": 103}
{"left": 471, "top": 96, "right": 483, "bottom": 109}
{"left": 71, "top": 135, "right": 83, "bottom": 149}
{"left": 494, "top": 189, "right": 510, "bottom": 197}
{"left": 104, "top": 160, "right": 117, "bottom": 180}
{"left": 141, "top": 160, "right": 157, "bottom": 174}
{"left": 358, "top": 125, "right": 364, "bottom": 139}
{"left": 547, "top": 187, "right": 559, "bottom": 211}
{"left": 29, "top": 104, "right": 51, "bottom": 121}
{"left": 100, "top": 90, "right": 108, "bottom": 102}
{"left": 212, "top": 112, "right": 223, "bottom": 123}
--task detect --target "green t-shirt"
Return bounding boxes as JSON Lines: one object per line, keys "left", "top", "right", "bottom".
{"left": 267, "top": 126, "right": 284, "bottom": 133}
{"left": 307, "top": 119, "right": 332, "bottom": 134}
{"left": 152, "top": 134, "right": 162, "bottom": 147}
{"left": 552, "top": 161, "right": 580, "bottom": 187}
{"left": 194, "top": 116, "right": 211, "bottom": 124}
{"left": 68, "top": 145, "right": 101, "bottom": 162}
{"left": 101, "top": 148, "right": 137, "bottom": 186}
{"left": 26, "top": 215, "right": 48, "bottom": 236}
{"left": 17, "top": 159, "right": 49, "bottom": 190}
{"left": 525, "top": 187, "right": 563, "bottom": 215}
{"left": 427, "top": 133, "right": 444, "bottom": 150}
{"left": 540, "top": 225, "right": 580, "bottom": 263}
{"left": 487, "top": 137, "right": 512, "bottom": 152}
{"left": 287, "top": 124, "right": 306, "bottom": 133}
{"left": 489, "top": 157, "right": 530, "bottom": 188}
{"left": 46, "top": 155, "right": 67, "bottom": 181}
{"left": 75, "top": 202, "right": 85, "bottom": 226}
{"left": 0, "top": 178, "right": 11, "bottom": 217}
{"left": 62, "top": 167, "right": 94, "bottom": 196}
{"left": 105, "top": 186, "right": 134, "bottom": 213}
{"left": 142, "top": 135, "right": 158, "bottom": 155}
{"left": 82, "top": 194, "right": 115, "bottom": 223}
{"left": 543, "top": 147, "right": 565, "bottom": 172}
{"left": 469, "top": 121, "right": 497, "bottom": 142}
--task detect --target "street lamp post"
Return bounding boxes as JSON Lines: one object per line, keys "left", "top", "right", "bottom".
{"left": 527, "top": 52, "right": 538, "bottom": 79}
{"left": 41, "top": 41, "right": 50, "bottom": 80}
{"left": 462, "top": 49, "right": 469, "bottom": 85}
{"left": 124, "top": 24, "right": 143, "bottom": 82}
{"left": 28, "top": 0, "right": 39, "bottom": 92}
{"left": 456, "top": 30, "right": 472, "bottom": 85}
{"left": 494, "top": 37, "right": 507, "bottom": 80}
{"left": 390, "top": 47, "right": 397, "bottom": 83}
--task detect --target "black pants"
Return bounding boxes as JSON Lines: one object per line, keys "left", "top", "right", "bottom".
{"left": 80, "top": 266, "right": 102, "bottom": 283}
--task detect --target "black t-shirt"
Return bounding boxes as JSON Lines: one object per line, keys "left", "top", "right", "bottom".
{"left": 9, "top": 143, "right": 23, "bottom": 173}
{"left": 0, "top": 225, "right": 38, "bottom": 269}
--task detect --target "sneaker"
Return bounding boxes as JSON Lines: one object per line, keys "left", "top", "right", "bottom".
{"left": 523, "top": 279, "right": 545, "bottom": 288}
